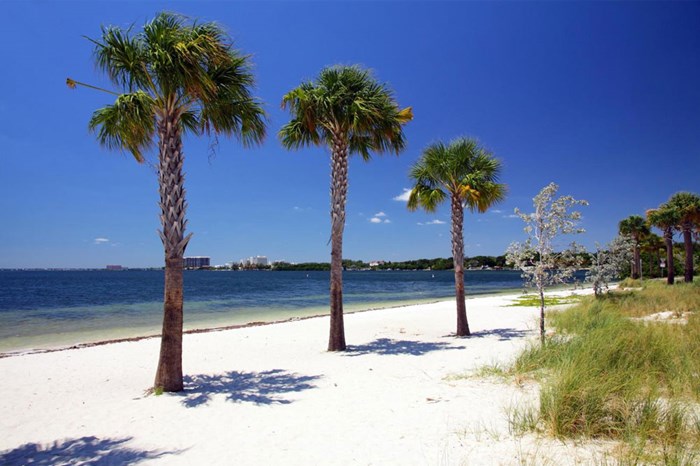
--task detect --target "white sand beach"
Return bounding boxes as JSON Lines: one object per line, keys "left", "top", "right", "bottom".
{"left": 0, "top": 289, "right": 611, "bottom": 465}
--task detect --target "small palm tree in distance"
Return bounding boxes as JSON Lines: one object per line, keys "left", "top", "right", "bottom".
{"left": 618, "top": 215, "right": 650, "bottom": 279}
{"left": 647, "top": 203, "right": 681, "bottom": 285}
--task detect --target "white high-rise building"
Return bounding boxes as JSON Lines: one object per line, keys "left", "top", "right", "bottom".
{"left": 240, "top": 256, "right": 269, "bottom": 267}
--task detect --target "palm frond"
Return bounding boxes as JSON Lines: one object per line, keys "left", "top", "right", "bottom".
{"left": 88, "top": 91, "right": 156, "bottom": 162}
{"left": 279, "top": 65, "right": 410, "bottom": 157}
{"left": 647, "top": 204, "right": 681, "bottom": 230}
{"left": 407, "top": 137, "right": 506, "bottom": 214}
{"left": 90, "top": 25, "right": 149, "bottom": 91}
{"left": 407, "top": 185, "right": 446, "bottom": 213}
{"left": 80, "top": 12, "right": 267, "bottom": 158}
{"left": 197, "top": 52, "right": 267, "bottom": 146}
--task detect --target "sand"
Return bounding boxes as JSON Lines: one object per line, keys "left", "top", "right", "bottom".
{"left": 0, "top": 288, "right": 612, "bottom": 465}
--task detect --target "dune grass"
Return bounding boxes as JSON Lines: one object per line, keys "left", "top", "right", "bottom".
{"left": 506, "top": 281, "right": 700, "bottom": 464}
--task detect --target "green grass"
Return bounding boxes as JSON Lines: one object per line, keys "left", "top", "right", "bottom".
{"left": 503, "top": 280, "right": 700, "bottom": 464}
{"left": 508, "top": 294, "right": 582, "bottom": 307}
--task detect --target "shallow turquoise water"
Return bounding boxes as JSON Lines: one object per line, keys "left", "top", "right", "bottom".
{"left": 0, "top": 269, "right": 527, "bottom": 352}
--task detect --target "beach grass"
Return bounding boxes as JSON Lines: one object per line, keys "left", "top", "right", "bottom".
{"left": 504, "top": 281, "right": 700, "bottom": 463}
{"left": 507, "top": 294, "right": 582, "bottom": 307}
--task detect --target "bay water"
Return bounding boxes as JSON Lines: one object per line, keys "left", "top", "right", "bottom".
{"left": 0, "top": 269, "right": 527, "bottom": 353}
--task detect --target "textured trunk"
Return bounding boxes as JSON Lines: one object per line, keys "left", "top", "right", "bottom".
{"left": 539, "top": 287, "right": 546, "bottom": 345}
{"left": 682, "top": 223, "right": 694, "bottom": 283}
{"left": 328, "top": 134, "right": 348, "bottom": 351}
{"left": 664, "top": 228, "right": 675, "bottom": 285}
{"left": 450, "top": 195, "right": 469, "bottom": 337}
{"left": 632, "top": 243, "right": 641, "bottom": 280}
{"left": 154, "top": 108, "right": 191, "bottom": 392}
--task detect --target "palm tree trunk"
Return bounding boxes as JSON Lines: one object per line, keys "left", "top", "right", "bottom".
{"left": 682, "top": 223, "right": 694, "bottom": 283}
{"left": 450, "top": 194, "right": 469, "bottom": 337}
{"left": 154, "top": 108, "right": 191, "bottom": 392}
{"left": 632, "top": 243, "right": 641, "bottom": 280}
{"left": 328, "top": 134, "right": 348, "bottom": 351}
{"left": 664, "top": 228, "right": 675, "bottom": 285}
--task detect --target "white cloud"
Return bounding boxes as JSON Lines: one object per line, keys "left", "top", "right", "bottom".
{"left": 503, "top": 214, "right": 519, "bottom": 219}
{"left": 94, "top": 238, "right": 110, "bottom": 245}
{"left": 392, "top": 188, "right": 411, "bottom": 202}
{"left": 369, "top": 212, "right": 391, "bottom": 224}
{"left": 418, "top": 219, "right": 446, "bottom": 226}
{"left": 491, "top": 209, "right": 503, "bottom": 214}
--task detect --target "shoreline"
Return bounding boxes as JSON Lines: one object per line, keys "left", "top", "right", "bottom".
{"left": 0, "top": 285, "right": 604, "bottom": 465}
{"left": 0, "top": 269, "right": 538, "bottom": 356}
{"left": 0, "top": 296, "right": 483, "bottom": 359}
{"left": 0, "top": 285, "right": 583, "bottom": 359}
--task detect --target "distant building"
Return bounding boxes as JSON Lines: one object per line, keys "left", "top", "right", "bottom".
{"left": 184, "top": 256, "right": 210, "bottom": 269}
{"left": 240, "top": 256, "right": 269, "bottom": 267}
{"left": 106, "top": 265, "right": 123, "bottom": 271}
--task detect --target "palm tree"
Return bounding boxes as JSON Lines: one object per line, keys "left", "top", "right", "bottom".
{"left": 68, "top": 13, "right": 266, "bottom": 391}
{"left": 641, "top": 232, "right": 664, "bottom": 277}
{"left": 618, "top": 215, "right": 649, "bottom": 280}
{"left": 667, "top": 192, "right": 700, "bottom": 282}
{"left": 647, "top": 204, "right": 681, "bottom": 285}
{"left": 279, "top": 65, "right": 412, "bottom": 351}
{"left": 407, "top": 138, "right": 506, "bottom": 336}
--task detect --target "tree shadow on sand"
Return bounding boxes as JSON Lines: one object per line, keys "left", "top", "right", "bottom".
{"left": 345, "top": 338, "right": 465, "bottom": 357}
{"left": 181, "top": 369, "right": 322, "bottom": 408}
{"left": 0, "top": 436, "right": 179, "bottom": 466}
{"left": 470, "top": 328, "right": 530, "bottom": 341}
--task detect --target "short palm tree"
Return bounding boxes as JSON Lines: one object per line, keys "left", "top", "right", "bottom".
{"left": 647, "top": 204, "right": 681, "bottom": 285}
{"left": 279, "top": 65, "right": 412, "bottom": 351}
{"left": 667, "top": 192, "right": 700, "bottom": 282}
{"left": 68, "top": 13, "right": 266, "bottom": 391}
{"left": 618, "top": 215, "right": 650, "bottom": 279}
{"left": 407, "top": 138, "right": 506, "bottom": 336}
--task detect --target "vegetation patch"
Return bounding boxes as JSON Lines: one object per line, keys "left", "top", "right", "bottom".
{"left": 508, "top": 294, "right": 581, "bottom": 307}
{"left": 502, "top": 281, "right": 700, "bottom": 463}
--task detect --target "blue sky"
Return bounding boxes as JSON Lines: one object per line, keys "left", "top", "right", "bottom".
{"left": 1, "top": 1, "right": 698, "bottom": 268}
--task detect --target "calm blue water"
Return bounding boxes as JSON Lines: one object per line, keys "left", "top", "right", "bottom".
{"left": 0, "top": 269, "right": 526, "bottom": 353}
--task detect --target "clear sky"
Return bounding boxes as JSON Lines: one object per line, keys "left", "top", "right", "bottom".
{"left": 1, "top": 1, "right": 698, "bottom": 268}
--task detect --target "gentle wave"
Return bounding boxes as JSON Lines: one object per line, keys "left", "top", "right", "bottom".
{"left": 0, "top": 269, "right": 527, "bottom": 353}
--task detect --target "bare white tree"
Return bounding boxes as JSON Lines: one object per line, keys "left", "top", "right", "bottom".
{"left": 506, "top": 183, "right": 588, "bottom": 344}
{"left": 587, "top": 235, "right": 634, "bottom": 297}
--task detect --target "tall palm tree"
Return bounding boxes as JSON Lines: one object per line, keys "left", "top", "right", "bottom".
{"left": 618, "top": 215, "right": 649, "bottom": 280}
{"left": 647, "top": 204, "right": 681, "bottom": 285}
{"left": 279, "top": 65, "right": 412, "bottom": 351}
{"left": 407, "top": 138, "right": 506, "bottom": 336}
{"left": 68, "top": 13, "right": 266, "bottom": 391}
{"left": 667, "top": 192, "right": 700, "bottom": 282}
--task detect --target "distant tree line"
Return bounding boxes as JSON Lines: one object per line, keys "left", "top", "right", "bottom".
{"left": 270, "top": 256, "right": 508, "bottom": 272}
